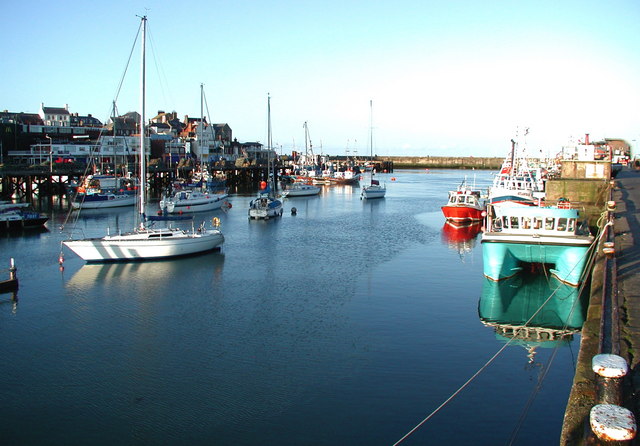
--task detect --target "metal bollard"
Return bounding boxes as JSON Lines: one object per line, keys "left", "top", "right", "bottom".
{"left": 590, "top": 404, "right": 636, "bottom": 443}
{"left": 589, "top": 354, "right": 636, "bottom": 443}
{"left": 592, "top": 354, "right": 628, "bottom": 406}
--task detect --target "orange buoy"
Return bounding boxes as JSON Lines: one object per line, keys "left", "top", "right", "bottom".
{"left": 260, "top": 181, "right": 267, "bottom": 190}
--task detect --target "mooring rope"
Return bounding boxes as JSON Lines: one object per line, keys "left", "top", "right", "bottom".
{"left": 394, "top": 222, "right": 611, "bottom": 445}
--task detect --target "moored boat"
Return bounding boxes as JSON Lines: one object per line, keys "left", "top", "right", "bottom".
{"left": 441, "top": 179, "right": 485, "bottom": 223}
{"left": 62, "top": 16, "right": 224, "bottom": 262}
{"left": 481, "top": 202, "right": 594, "bottom": 286}
{"left": 160, "top": 189, "right": 229, "bottom": 213}
{"left": 248, "top": 94, "right": 283, "bottom": 220}
{"left": 281, "top": 183, "right": 321, "bottom": 197}
{"left": 71, "top": 192, "right": 136, "bottom": 210}
{"left": 0, "top": 206, "right": 48, "bottom": 231}
{"left": 360, "top": 178, "right": 386, "bottom": 199}
{"left": 488, "top": 137, "right": 544, "bottom": 214}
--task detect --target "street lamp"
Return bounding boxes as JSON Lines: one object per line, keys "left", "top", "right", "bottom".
{"left": 45, "top": 134, "right": 53, "bottom": 173}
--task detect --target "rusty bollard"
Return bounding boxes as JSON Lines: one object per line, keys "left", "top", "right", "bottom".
{"left": 589, "top": 354, "right": 636, "bottom": 443}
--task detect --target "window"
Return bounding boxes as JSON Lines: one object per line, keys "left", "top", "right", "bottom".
{"left": 545, "top": 217, "right": 555, "bottom": 230}
{"left": 510, "top": 216, "right": 519, "bottom": 229}
{"left": 522, "top": 217, "right": 531, "bottom": 229}
{"left": 557, "top": 218, "right": 568, "bottom": 231}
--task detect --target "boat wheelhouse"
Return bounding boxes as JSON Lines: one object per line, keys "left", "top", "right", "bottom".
{"left": 441, "top": 181, "right": 485, "bottom": 223}
{"left": 481, "top": 204, "right": 594, "bottom": 286}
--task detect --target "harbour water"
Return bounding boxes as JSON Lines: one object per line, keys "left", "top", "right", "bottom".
{"left": 0, "top": 169, "right": 587, "bottom": 445}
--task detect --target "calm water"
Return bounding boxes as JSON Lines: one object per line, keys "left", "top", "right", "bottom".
{"left": 0, "top": 169, "right": 585, "bottom": 445}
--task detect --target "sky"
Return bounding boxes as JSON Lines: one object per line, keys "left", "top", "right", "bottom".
{"left": 2, "top": 0, "right": 639, "bottom": 158}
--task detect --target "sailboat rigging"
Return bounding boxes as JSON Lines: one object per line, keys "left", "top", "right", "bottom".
{"left": 62, "top": 16, "right": 224, "bottom": 262}
{"left": 361, "top": 99, "right": 386, "bottom": 199}
{"left": 248, "top": 94, "right": 283, "bottom": 219}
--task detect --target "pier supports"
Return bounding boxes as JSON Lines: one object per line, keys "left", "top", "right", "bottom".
{"left": 0, "top": 258, "right": 18, "bottom": 293}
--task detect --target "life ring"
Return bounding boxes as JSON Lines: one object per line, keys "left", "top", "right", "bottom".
{"left": 212, "top": 217, "right": 221, "bottom": 227}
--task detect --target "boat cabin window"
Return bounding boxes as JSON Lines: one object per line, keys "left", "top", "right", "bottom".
{"left": 510, "top": 216, "right": 519, "bottom": 229}
{"left": 545, "top": 217, "right": 555, "bottom": 230}
{"left": 522, "top": 217, "right": 531, "bottom": 229}
{"left": 568, "top": 218, "right": 575, "bottom": 232}
{"left": 557, "top": 218, "right": 568, "bottom": 231}
{"left": 533, "top": 218, "right": 542, "bottom": 230}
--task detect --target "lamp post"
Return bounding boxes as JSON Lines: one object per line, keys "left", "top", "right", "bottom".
{"left": 45, "top": 134, "right": 53, "bottom": 173}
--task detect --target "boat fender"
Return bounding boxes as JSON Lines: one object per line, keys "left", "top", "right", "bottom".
{"left": 223, "top": 200, "right": 232, "bottom": 208}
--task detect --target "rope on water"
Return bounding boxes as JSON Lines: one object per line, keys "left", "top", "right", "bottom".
{"left": 394, "top": 224, "right": 610, "bottom": 445}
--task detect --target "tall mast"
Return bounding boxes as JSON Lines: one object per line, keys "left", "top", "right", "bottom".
{"left": 139, "top": 15, "right": 147, "bottom": 228}
{"left": 200, "top": 83, "right": 204, "bottom": 161}
{"left": 369, "top": 99, "right": 373, "bottom": 161}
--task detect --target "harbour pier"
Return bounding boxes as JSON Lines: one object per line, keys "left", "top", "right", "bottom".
{"left": 561, "top": 168, "right": 640, "bottom": 445}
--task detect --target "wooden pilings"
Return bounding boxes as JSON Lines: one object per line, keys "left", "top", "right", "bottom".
{"left": 0, "top": 258, "right": 18, "bottom": 294}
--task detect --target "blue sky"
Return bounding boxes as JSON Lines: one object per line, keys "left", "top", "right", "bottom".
{"left": 3, "top": 0, "right": 639, "bottom": 157}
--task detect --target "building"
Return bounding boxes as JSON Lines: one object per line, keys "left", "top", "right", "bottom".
{"left": 39, "top": 103, "right": 71, "bottom": 127}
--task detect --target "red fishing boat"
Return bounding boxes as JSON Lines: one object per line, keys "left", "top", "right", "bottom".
{"left": 441, "top": 179, "right": 486, "bottom": 223}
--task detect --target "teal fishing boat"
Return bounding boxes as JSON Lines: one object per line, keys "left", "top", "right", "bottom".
{"left": 481, "top": 202, "right": 595, "bottom": 286}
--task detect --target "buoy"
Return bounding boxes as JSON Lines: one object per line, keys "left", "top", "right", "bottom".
{"left": 212, "top": 217, "right": 221, "bottom": 227}
{"left": 58, "top": 254, "right": 64, "bottom": 265}
{"left": 260, "top": 181, "right": 267, "bottom": 190}
{"left": 291, "top": 207, "right": 297, "bottom": 215}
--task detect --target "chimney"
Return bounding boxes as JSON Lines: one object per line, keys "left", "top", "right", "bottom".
{"left": 65, "top": 104, "right": 69, "bottom": 110}
{"left": 585, "top": 133, "right": 590, "bottom": 145}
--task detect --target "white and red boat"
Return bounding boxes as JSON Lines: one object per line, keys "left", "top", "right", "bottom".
{"left": 441, "top": 180, "right": 486, "bottom": 223}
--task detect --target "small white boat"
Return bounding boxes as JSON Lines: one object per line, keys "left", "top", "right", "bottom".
{"left": 160, "top": 189, "right": 229, "bottom": 213}
{"left": 248, "top": 94, "right": 283, "bottom": 220}
{"left": 361, "top": 100, "right": 385, "bottom": 200}
{"left": 71, "top": 192, "right": 136, "bottom": 210}
{"left": 281, "top": 183, "right": 321, "bottom": 197}
{"left": 249, "top": 194, "right": 283, "bottom": 219}
{"left": 361, "top": 178, "right": 386, "bottom": 199}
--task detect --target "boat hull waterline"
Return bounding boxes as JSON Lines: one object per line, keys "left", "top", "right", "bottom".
{"left": 63, "top": 229, "right": 224, "bottom": 262}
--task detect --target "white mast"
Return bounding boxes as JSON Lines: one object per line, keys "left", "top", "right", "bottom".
{"left": 369, "top": 99, "right": 373, "bottom": 161}
{"left": 139, "top": 15, "right": 147, "bottom": 229}
{"left": 200, "top": 83, "right": 204, "bottom": 161}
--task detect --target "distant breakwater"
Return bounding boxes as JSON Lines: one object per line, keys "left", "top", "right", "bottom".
{"left": 378, "top": 156, "right": 503, "bottom": 170}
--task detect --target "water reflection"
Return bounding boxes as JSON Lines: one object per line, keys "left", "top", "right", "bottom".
{"left": 66, "top": 253, "right": 225, "bottom": 293}
{"left": 441, "top": 221, "right": 483, "bottom": 259}
{"left": 478, "top": 274, "right": 586, "bottom": 360}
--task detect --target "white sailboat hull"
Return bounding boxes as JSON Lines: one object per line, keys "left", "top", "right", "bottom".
{"left": 63, "top": 229, "right": 224, "bottom": 262}
{"left": 361, "top": 185, "right": 386, "bottom": 199}
{"left": 160, "top": 193, "right": 228, "bottom": 213}
{"left": 71, "top": 194, "right": 136, "bottom": 209}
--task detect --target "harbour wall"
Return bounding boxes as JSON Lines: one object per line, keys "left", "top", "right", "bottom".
{"left": 376, "top": 156, "right": 504, "bottom": 170}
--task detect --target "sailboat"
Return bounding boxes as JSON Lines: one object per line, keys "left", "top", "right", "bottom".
{"left": 62, "top": 16, "right": 224, "bottom": 262}
{"left": 248, "top": 94, "right": 283, "bottom": 219}
{"left": 360, "top": 100, "right": 386, "bottom": 200}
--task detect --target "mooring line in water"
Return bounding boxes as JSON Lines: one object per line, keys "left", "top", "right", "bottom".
{"left": 393, "top": 257, "right": 597, "bottom": 445}
{"left": 506, "top": 266, "right": 593, "bottom": 445}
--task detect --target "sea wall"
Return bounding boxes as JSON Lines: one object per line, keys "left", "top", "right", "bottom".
{"left": 377, "top": 156, "right": 503, "bottom": 170}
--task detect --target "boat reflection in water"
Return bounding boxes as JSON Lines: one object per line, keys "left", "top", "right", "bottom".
{"left": 441, "top": 221, "right": 483, "bottom": 259}
{"left": 66, "top": 253, "right": 225, "bottom": 294}
{"left": 478, "top": 273, "right": 586, "bottom": 362}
